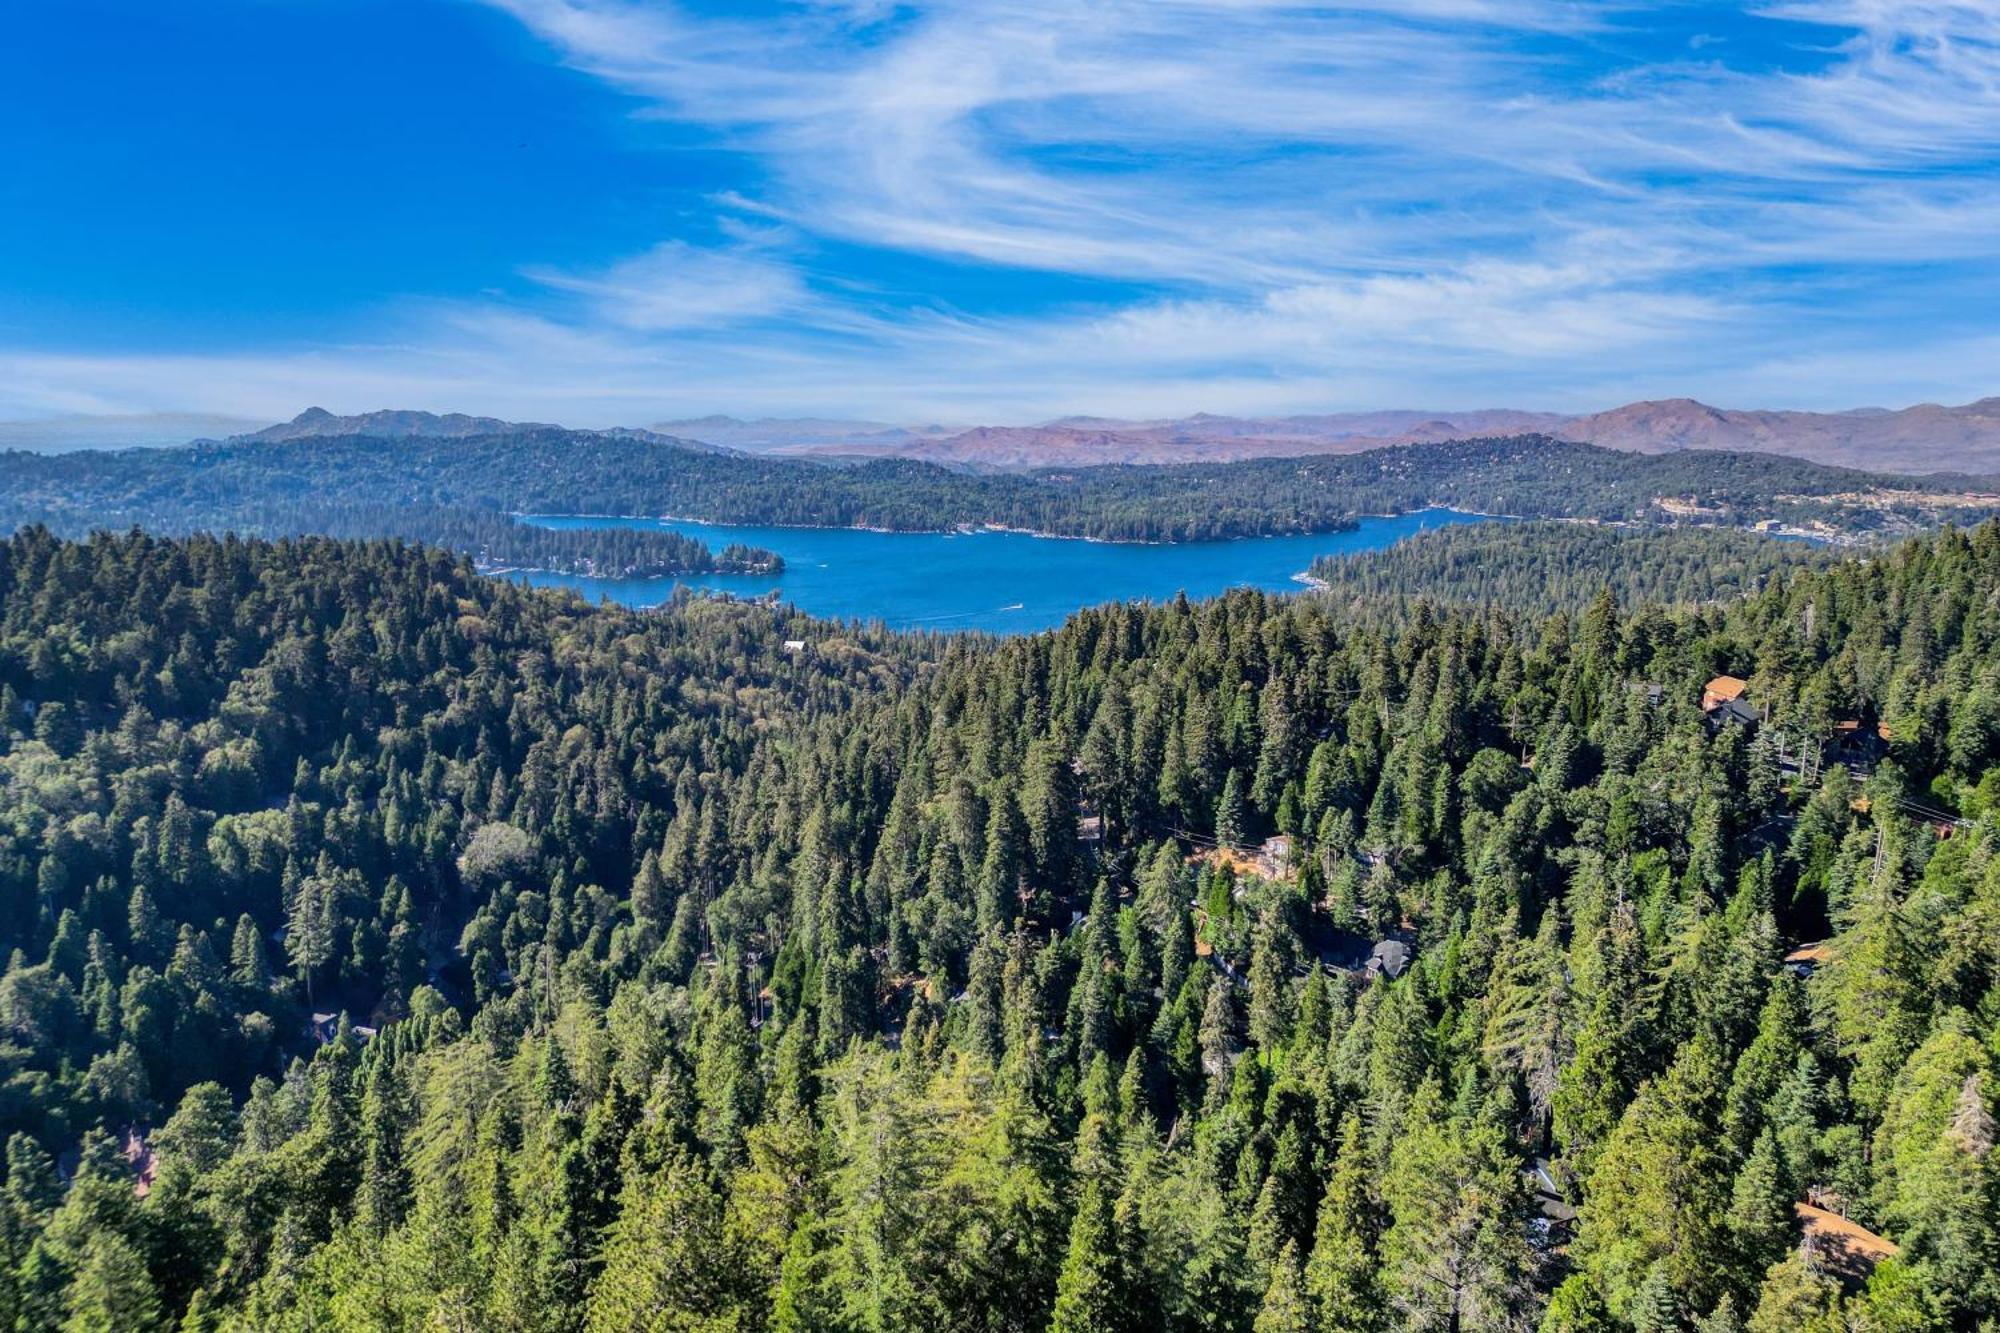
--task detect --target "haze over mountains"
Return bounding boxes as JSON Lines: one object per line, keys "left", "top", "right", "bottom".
{"left": 9, "top": 396, "right": 2000, "bottom": 475}
{"left": 234, "top": 407, "right": 715, "bottom": 451}
{"left": 647, "top": 415, "right": 952, "bottom": 453}
{"left": 0, "top": 411, "right": 267, "bottom": 452}
{"left": 238, "top": 406, "right": 547, "bottom": 442}
{"left": 652, "top": 397, "right": 2000, "bottom": 474}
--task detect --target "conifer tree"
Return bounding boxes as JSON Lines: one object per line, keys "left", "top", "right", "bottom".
{"left": 1380, "top": 1085, "right": 1533, "bottom": 1331}
{"left": 1252, "top": 1239, "right": 1311, "bottom": 1333}
{"left": 1726, "top": 1129, "right": 1794, "bottom": 1277}
{"left": 1051, "top": 1177, "right": 1125, "bottom": 1333}
{"left": 1215, "top": 769, "right": 1246, "bottom": 848}
{"left": 58, "top": 1227, "right": 160, "bottom": 1333}
{"left": 1305, "top": 1115, "right": 1386, "bottom": 1332}
{"left": 1574, "top": 1039, "right": 1734, "bottom": 1321}
{"left": 586, "top": 1150, "right": 740, "bottom": 1333}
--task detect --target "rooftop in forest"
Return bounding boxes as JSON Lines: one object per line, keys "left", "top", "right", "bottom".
{"left": 1797, "top": 1203, "right": 1898, "bottom": 1286}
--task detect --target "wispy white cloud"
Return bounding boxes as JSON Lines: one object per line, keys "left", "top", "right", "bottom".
{"left": 521, "top": 241, "right": 810, "bottom": 332}
{"left": 7, "top": 0, "right": 2000, "bottom": 421}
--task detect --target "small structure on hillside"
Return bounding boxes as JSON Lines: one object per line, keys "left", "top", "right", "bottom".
{"left": 1798, "top": 1202, "right": 1898, "bottom": 1288}
{"left": 1255, "top": 835, "right": 1294, "bottom": 878}
{"left": 1785, "top": 942, "right": 1834, "bottom": 979}
{"left": 1702, "top": 675, "right": 1749, "bottom": 712}
{"left": 310, "top": 1012, "right": 378, "bottom": 1045}
{"left": 123, "top": 1129, "right": 157, "bottom": 1200}
{"left": 1829, "top": 720, "right": 1890, "bottom": 776}
{"left": 1365, "top": 938, "right": 1413, "bottom": 980}
{"left": 1524, "top": 1157, "right": 1578, "bottom": 1247}
{"left": 1702, "top": 675, "right": 1760, "bottom": 733}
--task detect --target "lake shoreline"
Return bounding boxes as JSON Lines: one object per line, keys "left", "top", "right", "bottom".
{"left": 514, "top": 508, "right": 1500, "bottom": 635}
{"left": 515, "top": 509, "right": 1406, "bottom": 547}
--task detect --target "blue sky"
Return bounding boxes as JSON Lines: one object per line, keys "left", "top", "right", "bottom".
{"left": 3, "top": 0, "right": 1998, "bottom": 424}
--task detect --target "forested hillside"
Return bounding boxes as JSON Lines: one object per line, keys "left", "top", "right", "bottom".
{"left": 1310, "top": 522, "right": 1837, "bottom": 615}
{"left": 267, "top": 504, "right": 782, "bottom": 579}
{"left": 0, "top": 492, "right": 777, "bottom": 583}
{"left": 0, "top": 522, "right": 1997, "bottom": 1330}
{"left": 3, "top": 430, "right": 1994, "bottom": 546}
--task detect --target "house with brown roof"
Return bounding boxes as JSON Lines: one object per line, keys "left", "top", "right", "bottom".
{"left": 123, "top": 1129, "right": 156, "bottom": 1199}
{"left": 1797, "top": 1202, "right": 1898, "bottom": 1288}
{"left": 1700, "top": 675, "right": 1760, "bottom": 733}
{"left": 1701, "top": 675, "right": 1748, "bottom": 712}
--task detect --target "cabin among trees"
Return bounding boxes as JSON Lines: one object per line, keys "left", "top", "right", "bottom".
{"left": 1783, "top": 941, "right": 1833, "bottom": 978}
{"left": 1363, "top": 938, "right": 1412, "bottom": 980}
{"left": 1700, "top": 673, "right": 1749, "bottom": 712}
{"left": 1797, "top": 1202, "right": 1900, "bottom": 1289}
{"left": 1252, "top": 834, "right": 1293, "bottom": 878}
{"left": 1701, "top": 673, "right": 1760, "bottom": 732}
{"left": 1703, "top": 674, "right": 1895, "bottom": 786}
{"left": 1830, "top": 719, "right": 1891, "bottom": 776}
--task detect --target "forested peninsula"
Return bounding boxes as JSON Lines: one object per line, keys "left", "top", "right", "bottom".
{"left": 1310, "top": 522, "right": 1840, "bottom": 615}
{"left": 0, "top": 520, "right": 1995, "bottom": 1329}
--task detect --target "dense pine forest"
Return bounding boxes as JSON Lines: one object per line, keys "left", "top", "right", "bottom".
{"left": 0, "top": 491, "right": 779, "bottom": 583}
{"left": 0, "top": 520, "right": 1997, "bottom": 1330}
{"left": 266, "top": 505, "right": 783, "bottom": 580}
{"left": 4, "top": 429, "right": 1997, "bottom": 547}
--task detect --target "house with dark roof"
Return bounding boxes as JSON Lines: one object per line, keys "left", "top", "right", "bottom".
{"left": 1524, "top": 1157, "right": 1578, "bottom": 1248}
{"left": 1705, "top": 696, "right": 1759, "bottom": 734}
{"left": 1699, "top": 675, "right": 1762, "bottom": 733}
{"left": 1365, "top": 938, "right": 1412, "bottom": 980}
{"left": 1829, "top": 720, "right": 1890, "bottom": 775}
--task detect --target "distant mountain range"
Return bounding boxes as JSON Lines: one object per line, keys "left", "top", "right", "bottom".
{"left": 1549, "top": 397, "right": 2000, "bottom": 472}
{"left": 0, "top": 411, "right": 270, "bottom": 453}
{"left": 645, "top": 415, "right": 954, "bottom": 453}
{"left": 235, "top": 407, "right": 551, "bottom": 443}
{"left": 9, "top": 397, "right": 2000, "bottom": 474}
{"left": 223, "top": 407, "right": 725, "bottom": 452}
{"left": 649, "top": 398, "right": 2000, "bottom": 473}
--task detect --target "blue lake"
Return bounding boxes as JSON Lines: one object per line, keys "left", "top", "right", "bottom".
{"left": 517, "top": 509, "right": 1498, "bottom": 634}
